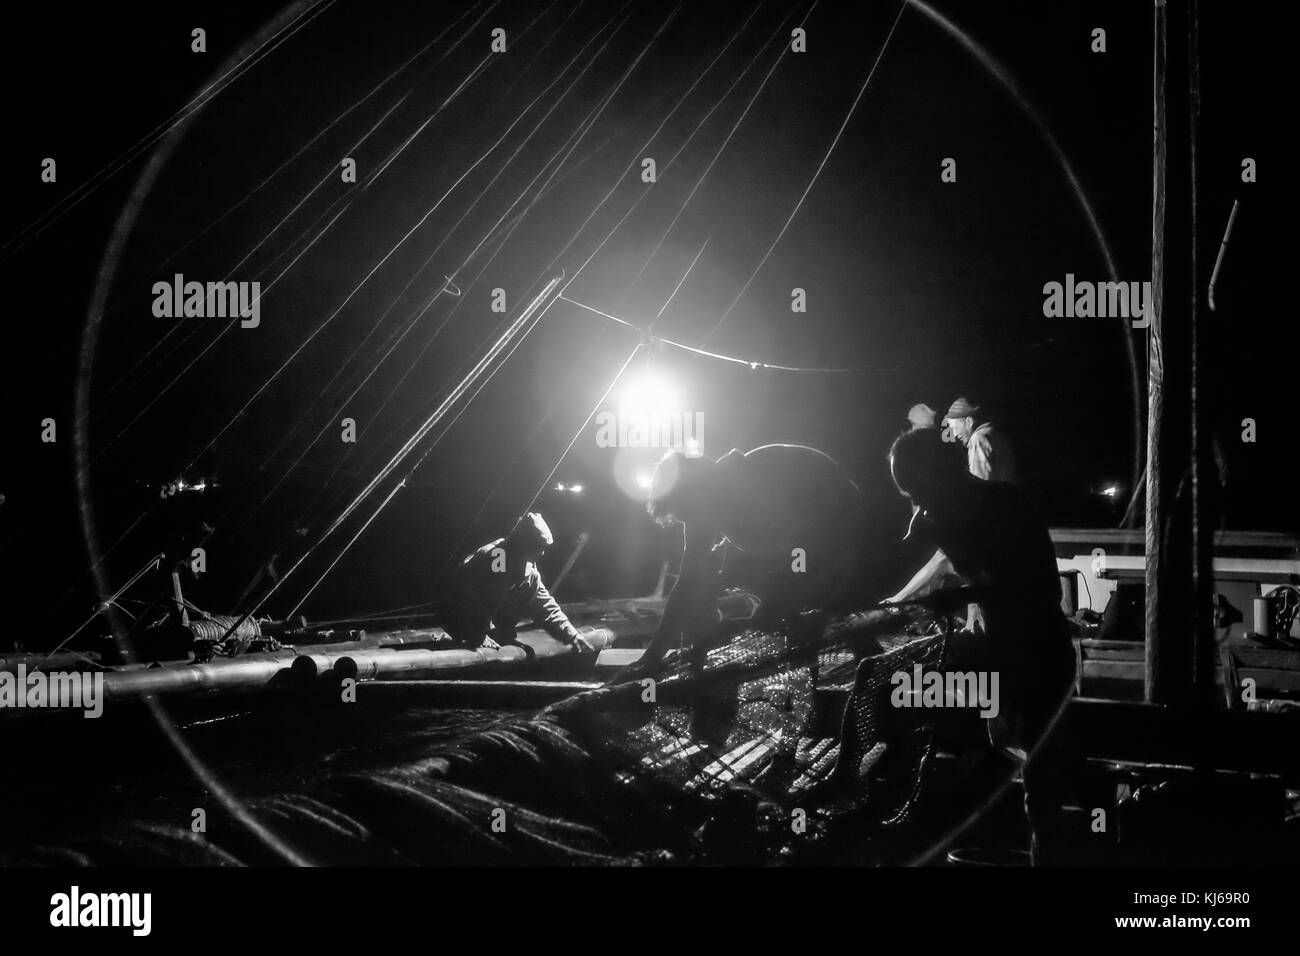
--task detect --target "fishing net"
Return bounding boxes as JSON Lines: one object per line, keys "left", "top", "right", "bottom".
{"left": 532, "top": 604, "right": 955, "bottom": 861}
{"left": 11, "top": 603, "right": 973, "bottom": 866}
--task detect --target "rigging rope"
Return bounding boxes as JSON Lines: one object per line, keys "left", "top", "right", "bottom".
{"left": 276, "top": 12, "right": 643, "bottom": 537}
{"left": 649, "top": 236, "right": 710, "bottom": 333}
{"left": 525, "top": 344, "right": 646, "bottom": 517}
{"left": 286, "top": 480, "right": 407, "bottom": 617}
{"left": 155, "top": 0, "right": 499, "bottom": 272}
{"left": 96, "top": 0, "right": 467, "bottom": 421}
{"left": 216, "top": 1, "right": 621, "bottom": 539}
{"left": 230, "top": 273, "right": 566, "bottom": 628}
{"left": 558, "top": 294, "right": 862, "bottom": 372}
{"left": 284, "top": 1, "right": 762, "bottom": 536}
{"left": 277, "top": 0, "right": 681, "bottom": 540}
{"left": 114, "top": 0, "right": 502, "bottom": 401}
{"left": 556, "top": 1, "right": 803, "bottom": 306}
{"left": 192, "top": 4, "right": 626, "bottom": 491}
{"left": 353, "top": 4, "right": 797, "bottom": 599}
{"left": 700, "top": 0, "right": 908, "bottom": 348}
{"left": 280, "top": 262, "right": 572, "bottom": 616}
{"left": 1, "top": 0, "right": 341, "bottom": 259}
{"left": 274, "top": 0, "right": 705, "bottom": 614}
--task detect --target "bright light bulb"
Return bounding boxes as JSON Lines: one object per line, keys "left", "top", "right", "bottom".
{"left": 622, "top": 369, "right": 679, "bottom": 411}
{"left": 635, "top": 470, "right": 653, "bottom": 490}
{"left": 570, "top": 484, "right": 584, "bottom": 494}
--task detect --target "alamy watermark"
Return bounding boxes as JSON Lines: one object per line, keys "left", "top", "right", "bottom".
{"left": 152, "top": 273, "right": 261, "bottom": 328}
{"left": 1042, "top": 273, "right": 1150, "bottom": 329}
{"left": 595, "top": 406, "right": 704, "bottom": 456}
{"left": 0, "top": 665, "right": 104, "bottom": 718}
{"left": 890, "top": 664, "right": 1000, "bottom": 718}
{"left": 50, "top": 886, "right": 151, "bottom": 936}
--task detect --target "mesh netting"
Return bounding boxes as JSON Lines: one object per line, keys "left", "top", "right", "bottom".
{"left": 834, "top": 632, "right": 948, "bottom": 826}
{"left": 10, "top": 605, "right": 958, "bottom": 866}
{"left": 551, "top": 606, "right": 950, "bottom": 840}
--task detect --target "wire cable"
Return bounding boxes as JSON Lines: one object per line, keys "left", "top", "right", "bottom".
{"left": 701, "top": 0, "right": 908, "bottom": 348}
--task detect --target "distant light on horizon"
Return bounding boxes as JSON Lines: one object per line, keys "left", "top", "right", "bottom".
{"left": 1101, "top": 484, "right": 1120, "bottom": 498}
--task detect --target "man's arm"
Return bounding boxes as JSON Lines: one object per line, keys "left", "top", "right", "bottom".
{"left": 968, "top": 430, "right": 995, "bottom": 481}
{"left": 643, "top": 530, "right": 720, "bottom": 664}
{"left": 526, "top": 573, "right": 583, "bottom": 645}
{"left": 884, "top": 549, "right": 954, "bottom": 604}
{"left": 969, "top": 427, "right": 1016, "bottom": 483}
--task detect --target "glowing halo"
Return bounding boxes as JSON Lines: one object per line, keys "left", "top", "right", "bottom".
{"left": 71, "top": 0, "right": 1141, "bottom": 868}
{"left": 73, "top": 0, "right": 325, "bottom": 868}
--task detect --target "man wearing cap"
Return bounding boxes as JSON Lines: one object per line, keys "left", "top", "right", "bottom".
{"left": 442, "top": 512, "right": 593, "bottom": 653}
{"left": 941, "top": 396, "right": 1017, "bottom": 484}
{"left": 878, "top": 427, "right": 1076, "bottom": 864}
{"left": 886, "top": 398, "right": 1018, "bottom": 625}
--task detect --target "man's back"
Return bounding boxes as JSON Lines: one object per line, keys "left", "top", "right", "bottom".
{"left": 442, "top": 540, "right": 525, "bottom": 638}
{"left": 938, "top": 483, "right": 1054, "bottom": 593}
{"left": 716, "top": 444, "right": 863, "bottom": 555}
{"left": 447, "top": 538, "right": 577, "bottom": 646}
{"left": 929, "top": 479, "right": 1064, "bottom": 663}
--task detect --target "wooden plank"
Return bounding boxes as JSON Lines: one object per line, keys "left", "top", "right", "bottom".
{"left": 1081, "top": 639, "right": 1148, "bottom": 653}
{"left": 594, "top": 648, "right": 644, "bottom": 671}
{"left": 1082, "top": 660, "right": 1147, "bottom": 681}
{"left": 1228, "top": 643, "right": 1300, "bottom": 671}
{"left": 1237, "top": 668, "right": 1300, "bottom": 694}
{"left": 1050, "top": 528, "right": 1300, "bottom": 558}
{"left": 1062, "top": 698, "right": 1300, "bottom": 780}
{"left": 1081, "top": 661, "right": 1300, "bottom": 697}
{"left": 1081, "top": 646, "right": 1145, "bottom": 662}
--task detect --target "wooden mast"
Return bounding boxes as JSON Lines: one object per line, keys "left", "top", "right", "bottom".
{"left": 1146, "top": 0, "right": 1216, "bottom": 707}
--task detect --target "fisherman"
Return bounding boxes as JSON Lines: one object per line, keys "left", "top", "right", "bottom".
{"left": 442, "top": 512, "right": 593, "bottom": 653}
{"left": 887, "top": 397, "right": 1017, "bottom": 628}
{"left": 941, "top": 396, "right": 1017, "bottom": 484}
{"left": 881, "top": 427, "right": 1076, "bottom": 863}
{"left": 635, "top": 444, "right": 864, "bottom": 673}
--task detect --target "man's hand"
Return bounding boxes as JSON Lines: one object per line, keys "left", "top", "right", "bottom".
{"left": 571, "top": 634, "right": 595, "bottom": 654}
{"left": 479, "top": 636, "right": 501, "bottom": 651}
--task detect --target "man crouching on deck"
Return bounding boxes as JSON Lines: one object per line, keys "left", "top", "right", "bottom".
{"left": 442, "top": 512, "right": 593, "bottom": 653}
{"left": 635, "top": 444, "right": 864, "bottom": 674}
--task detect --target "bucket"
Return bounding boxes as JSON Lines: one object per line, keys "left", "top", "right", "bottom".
{"left": 1253, "top": 596, "right": 1273, "bottom": 638}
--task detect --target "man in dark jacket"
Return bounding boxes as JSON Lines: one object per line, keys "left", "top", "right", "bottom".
{"left": 885, "top": 427, "right": 1075, "bottom": 863}
{"left": 443, "top": 512, "right": 593, "bottom": 652}
{"left": 638, "top": 444, "right": 864, "bottom": 670}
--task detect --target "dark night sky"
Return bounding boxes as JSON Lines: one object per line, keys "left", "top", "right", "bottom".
{"left": 0, "top": 1, "right": 1288, "bottom": 644}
